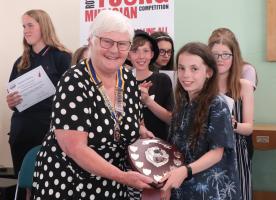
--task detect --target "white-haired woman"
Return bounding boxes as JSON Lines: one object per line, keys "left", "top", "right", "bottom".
{"left": 32, "top": 10, "right": 153, "bottom": 199}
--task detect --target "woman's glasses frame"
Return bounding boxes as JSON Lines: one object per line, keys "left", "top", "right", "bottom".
{"left": 94, "top": 35, "right": 131, "bottom": 51}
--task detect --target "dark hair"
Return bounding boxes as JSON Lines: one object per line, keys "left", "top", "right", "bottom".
{"left": 174, "top": 42, "right": 218, "bottom": 148}
{"left": 151, "top": 31, "right": 174, "bottom": 70}
{"left": 71, "top": 45, "right": 88, "bottom": 65}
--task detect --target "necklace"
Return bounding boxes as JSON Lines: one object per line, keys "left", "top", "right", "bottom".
{"left": 85, "top": 59, "right": 125, "bottom": 142}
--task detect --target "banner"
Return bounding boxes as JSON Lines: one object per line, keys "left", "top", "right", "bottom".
{"left": 80, "top": 0, "right": 174, "bottom": 45}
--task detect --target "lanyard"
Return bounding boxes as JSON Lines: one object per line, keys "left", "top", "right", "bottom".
{"left": 85, "top": 59, "right": 124, "bottom": 142}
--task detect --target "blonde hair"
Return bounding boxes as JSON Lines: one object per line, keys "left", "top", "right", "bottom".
{"left": 18, "top": 9, "right": 70, "bottom": 71}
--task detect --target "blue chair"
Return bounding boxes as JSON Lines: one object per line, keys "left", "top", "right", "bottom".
{"left": 14, "top": 145, "right": 41, "bottom": 200}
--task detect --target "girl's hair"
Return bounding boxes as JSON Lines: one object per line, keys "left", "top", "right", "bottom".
{"left": 151, "top": 31, "right": 174, "bottom": 70}
{"left": 18, "top": 9, "right": 70, "bottom": 71}
{"left": 71, "top": 45, "right": 88, "bottom": 65}
{"left": 174, "top": 42, "right": 218, "bottom": 148}
{"left": 89, "top": 10, "right": 134, "bottom": 43}
{"left": 131, "top": 36, "right": 153, "bottom": 52}
{"left": 208, "top": 27, "right": 243, "bottom": 100}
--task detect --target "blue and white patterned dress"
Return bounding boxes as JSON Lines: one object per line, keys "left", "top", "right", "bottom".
{"left": 168, "top": 95, "right": 241, "bottom": 200}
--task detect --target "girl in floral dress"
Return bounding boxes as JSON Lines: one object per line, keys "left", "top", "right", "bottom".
{"left": 160, "top": 42, "right": 241, "bottom": 200}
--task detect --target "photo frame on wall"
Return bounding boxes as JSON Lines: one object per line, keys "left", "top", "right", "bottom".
{"left": 267, "top": 0, "right": 276, "bottom": 61}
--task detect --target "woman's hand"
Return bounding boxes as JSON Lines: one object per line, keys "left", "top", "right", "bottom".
{"left": 6, "top": 91, "right": 22, "bottom": 110}
{"left": 139, "top": 123, "right": 155, "bottom": 139}
{"left": 160, "top": 166, "right": 187, "bottom": 200}
{"left": 121, "top": 171, "right": 153, "bottom": 190}
{"left": 139, "top": 81, "right": 152, "bottom": 105}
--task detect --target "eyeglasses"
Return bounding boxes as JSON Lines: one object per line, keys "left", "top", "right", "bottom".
{"left": 94, "top": 35, "right": 131, "bottom": 51}
{"left": 213, "top": 53, "right": 233, "bottom": 60}
{"left": 159, "top": 49, "right": 172, "bottom": 56}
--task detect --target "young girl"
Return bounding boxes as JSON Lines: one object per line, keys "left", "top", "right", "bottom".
{"left": 209, "top": 28, "right": 258, "bottom": 90}
{"left": 150, "top": 31, "right": 174, "bottom": 71}
{"left": 160, "top": 42, "right": 241, "bottom": 200}
{"left": 6, "top": 9, "right": 71, "bottom": 199}
{"left": 127, "top": 30, "right": 174, "bottom": 140}
{"left": 208, "top": 29, "right": 254, "bottom": 200}
{"left": 6, "top": 9, "right": 71, "bottom": 175}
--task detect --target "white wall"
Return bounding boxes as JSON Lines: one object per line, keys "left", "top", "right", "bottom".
{"left": 0, "top": 1, "right": 80, "bottom": 166}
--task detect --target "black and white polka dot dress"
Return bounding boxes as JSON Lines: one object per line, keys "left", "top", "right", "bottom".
{"left": 32, "top": 60, "right": 142, "bottom": 200}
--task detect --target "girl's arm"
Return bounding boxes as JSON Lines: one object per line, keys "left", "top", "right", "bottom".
{"left": 139, "top": 81, "right": 172, "bottom": 125}
{"left": 233, "top": 79, "right": 254, "bottom": 136}
{"left": 160, "top": 147, "right": 224, "bottom": 200}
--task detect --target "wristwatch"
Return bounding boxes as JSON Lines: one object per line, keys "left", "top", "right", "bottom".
{"left": 184, "top": 165, "right": 193, "bottom": 180}
{"left": 233, "top": 121, "right": 238, "bottom": 129}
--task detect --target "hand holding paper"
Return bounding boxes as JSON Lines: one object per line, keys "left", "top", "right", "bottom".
{"left": 7, "top": 66, "right": 56, "bottom": 112}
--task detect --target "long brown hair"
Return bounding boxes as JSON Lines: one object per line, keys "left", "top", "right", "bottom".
{"left": 71, "top": 45, "right": 88, "bottom": 65}
{"left": 174, "top": 42, "right": 218, "bottom": 148}
{"left": 18, "top": 9, "right": 71, "bottom": 71}
{"left": 208, "top": 28, "right": 242, "bottom": 100}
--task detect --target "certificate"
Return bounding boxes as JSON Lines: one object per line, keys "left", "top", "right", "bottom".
{"left": 7, "top": 65, "right": 56, "bottom": 112}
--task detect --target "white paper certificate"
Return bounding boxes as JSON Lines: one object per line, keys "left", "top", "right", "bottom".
{"left": 7, "top": 65, "right": 56, "bottom": 112}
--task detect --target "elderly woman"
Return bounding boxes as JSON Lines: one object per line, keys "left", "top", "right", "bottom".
{"left": 32, "top": 10, "right": 153, "bottom": 200}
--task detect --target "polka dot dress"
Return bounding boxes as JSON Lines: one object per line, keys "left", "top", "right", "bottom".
{"left": 32, "top": 61, "right": 142, "bottom": 200}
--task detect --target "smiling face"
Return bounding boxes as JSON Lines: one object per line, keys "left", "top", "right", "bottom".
{"left": 155, "top": 40, "right": 172, "bottom": 67}
{"left": 89, "top": 31, "right": 130, "bottom": 74}
{"left": 128, "top": 41, "right": 154, "bottom": 71}
{"left": 22, "top": 14, "right": 44, "bottom": 48}
{"left": 211, "top": 43, "right": 233, "bottom": 76}
{"left": 177, "top": 52, "right": 212, "bottom": 100}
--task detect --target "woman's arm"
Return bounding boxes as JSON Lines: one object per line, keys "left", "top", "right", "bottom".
{"left": 233, "top": 79, "right": 254, "bottom": 136}
{"left": 55, "top": 129, "right": 153, "bottom": 190}
{"left": 160, "top": 147, "right": 224, "bottom": 200}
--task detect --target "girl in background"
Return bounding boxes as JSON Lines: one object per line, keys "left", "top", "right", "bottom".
{"left": 71, "top": 45, "right": 88, "bottom": 65}
{"left": 127, "top": 30, "right": 174, "bottom": 140}
{"left": 6, "top": 9, "right": 71, "bottom": 199}
{"left": 208, "top": 28, "right": 254, "bottom": 200}
{"left": 150, "top": 31, "right": 174, "bottom": 72}
{"left": 7, "top": 9, "right": 71, "bottom": 175}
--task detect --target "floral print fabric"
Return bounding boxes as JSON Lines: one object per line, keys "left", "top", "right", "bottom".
{"left": 168, "top": 95, "right": 241, "bottom": 200}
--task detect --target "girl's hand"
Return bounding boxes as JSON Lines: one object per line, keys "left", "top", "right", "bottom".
{"left": 6, "top": 91, "right": 22, "bottom": 110}
{"left": 160, "top": 166, "right": 187, "bottom": 200}
{"left": 231, "top": 115, "right": 237, "bottom": 129}
{"left": 139, "top": 81, "right": 152, "bottom": 105}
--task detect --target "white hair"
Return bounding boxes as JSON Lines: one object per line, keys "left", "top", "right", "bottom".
{"left": 89, "top": 10, "right": 134, "bottom": 42}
